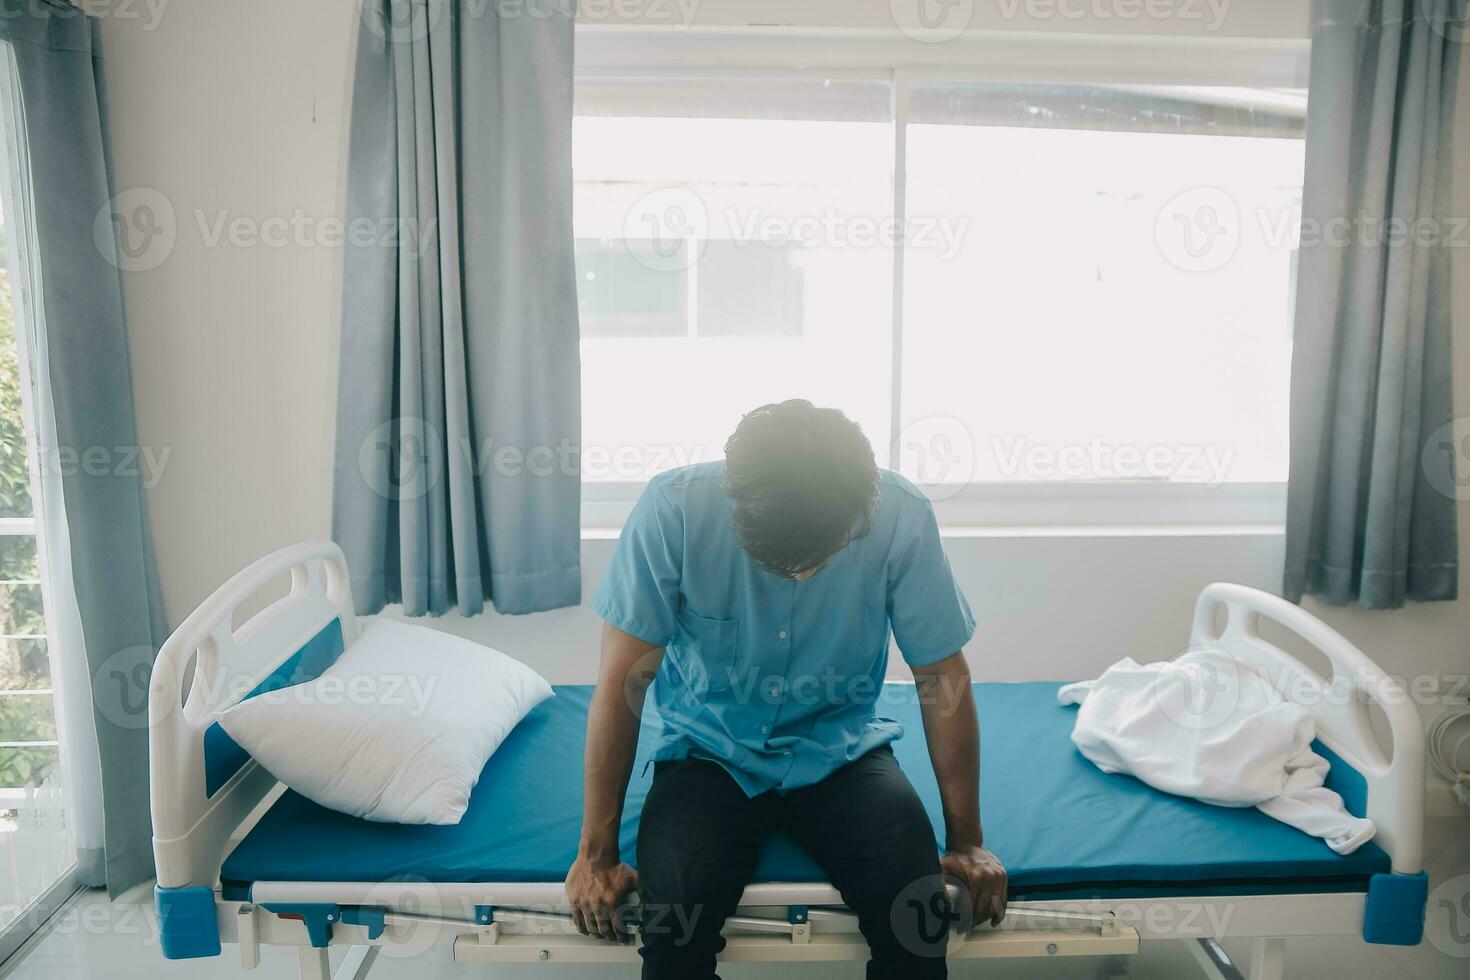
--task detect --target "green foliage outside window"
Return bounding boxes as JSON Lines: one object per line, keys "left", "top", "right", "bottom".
{"left": 0, "top": 222, "right": 60, "bottom": 790}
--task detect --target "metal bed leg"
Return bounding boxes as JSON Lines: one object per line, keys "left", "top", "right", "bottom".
{"left": 296, "top": 947, "right": 330, "bottom": 980}
{"left": 1248, "top": 937, "right": 1286, "bottom": 980}
{"left": 1188, "top": 938, "right": 1245, "bottom": 980}
{"left": 334, "top": 946, "right": 380, "bottom": 980}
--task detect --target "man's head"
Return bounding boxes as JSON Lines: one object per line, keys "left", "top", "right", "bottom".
{"left": 723, "top": 399, "right": 880, "bottom": 579}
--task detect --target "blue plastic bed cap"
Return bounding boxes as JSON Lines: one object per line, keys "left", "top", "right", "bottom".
{"left": 1363, "top": 871, "right": 1428, "bottom": 946}
{"left": 155, "top": 885, "right": 221, "bottom": 959}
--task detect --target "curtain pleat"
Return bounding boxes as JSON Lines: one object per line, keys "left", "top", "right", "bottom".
{"left": 334, "top": 0, "right": 581, "bottom": 617}
{"left": 0, "top": 3, "right": 169, "bottom": 895}
{"left": 1284, "top": 0, "right": 1463, "bottom": 609}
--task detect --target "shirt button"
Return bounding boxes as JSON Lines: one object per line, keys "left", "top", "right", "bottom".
{"left": 760, "top": 725, "right": 770, "bottom": 735}
{"left": 777, "top": 630, "right": 787, "bottom": 640}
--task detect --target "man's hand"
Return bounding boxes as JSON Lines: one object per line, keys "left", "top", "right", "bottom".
{"left": 941, "top": 844, "right": 1008, "bottom": 927}
{"left": 566, "top": 854, "right": 640, "bottom": 942}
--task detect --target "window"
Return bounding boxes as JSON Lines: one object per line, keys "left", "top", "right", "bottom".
{"left": 0, "top": 43, "right": 74, "bottom": 939}
{"left": 902, "top": 83, "right": 1303, "bottom": 489}
{"left": 573, "top": 79, "right": 895, "bottom": 483}
{"left": 574, "top": 37, "right": 1307, "bottom": 524}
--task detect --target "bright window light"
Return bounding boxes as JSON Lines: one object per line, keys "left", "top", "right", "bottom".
{"left": 573, "top": 76, "right": 1304, "bottom": 493}
{"left": 901, "top": 83, "right": 1304, "bottom": 487}
{"left": 573, "top": 80, "right": 895, "bottom": 482}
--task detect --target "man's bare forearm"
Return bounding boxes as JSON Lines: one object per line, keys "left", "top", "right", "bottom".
{"left": 578, "top": 624, "right": 661, "bottom": 863}
{"left": 914, "top": 652, "right": 983, "bottom": 850}
{"left": 914, "top": 650, "right": 1007, "bottom": 924}
{"left": 578, "top": 680, "right": 644, "bottom": 861}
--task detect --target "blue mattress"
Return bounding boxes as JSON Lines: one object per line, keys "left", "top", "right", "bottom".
{"left": 219, "top": 683, "right": 1390, "bottom": 901}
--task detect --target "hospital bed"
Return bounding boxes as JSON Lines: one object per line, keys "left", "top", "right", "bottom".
{"left": 150, "top": 542, "right": 1429, "bottom": 980}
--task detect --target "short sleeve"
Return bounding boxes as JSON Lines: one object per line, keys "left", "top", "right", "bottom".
{"left": 591, "top": 479, "right": 683, "bottom": 647}
{"left": 887, "top": 498, "right": 976, "bottom": 668}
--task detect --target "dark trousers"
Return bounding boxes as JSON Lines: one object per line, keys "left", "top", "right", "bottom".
{"left": 636, "top": 745, "right": 948, "bottom": 980}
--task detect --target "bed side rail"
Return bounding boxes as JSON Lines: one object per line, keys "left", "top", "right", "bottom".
{"left": 1189, "top": 582, "right": 1425, "bottom": 874}
{"left": 149, "top": 541, "right": 358, "bottom": 890}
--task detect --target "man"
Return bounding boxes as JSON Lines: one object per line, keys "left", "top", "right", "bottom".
{"left": 565, "top": 399, "right": 1006, "bottom": 979}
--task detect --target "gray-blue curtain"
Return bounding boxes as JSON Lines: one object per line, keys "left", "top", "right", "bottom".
{"left": 1, "top": 0, "right": 168, "bottom": 894}
{"left": 333, "top": 0, "right": 581, "bottom": 617}
{"left": 1285, "top": 0, "right": 1463, "bottom": 609}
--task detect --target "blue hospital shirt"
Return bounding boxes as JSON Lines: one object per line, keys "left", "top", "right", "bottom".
{"left": 592, "top": 461, "right": 976, "bottom": 796}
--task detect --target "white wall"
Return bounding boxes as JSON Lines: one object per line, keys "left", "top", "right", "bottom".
{"left": 98, "top": 2, "right": 1468, "bottom": 700}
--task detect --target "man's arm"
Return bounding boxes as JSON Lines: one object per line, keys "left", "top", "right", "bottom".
{"left": 565, "top": 623, "right": 663, "bottom": 942}
{"left": 912, "top": 650, "right": 1008, "bottom": 926}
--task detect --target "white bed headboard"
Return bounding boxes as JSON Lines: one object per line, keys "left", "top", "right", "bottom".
{"left": 1189, "top": 582, "right": 1424, "bottom": 874}
{"left": 149, "top": 541, "right": 358, "bottom": 889}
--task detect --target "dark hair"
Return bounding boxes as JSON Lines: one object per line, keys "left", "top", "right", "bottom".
{"left": 723, "top": 399, "right": 880, "bottom": 578}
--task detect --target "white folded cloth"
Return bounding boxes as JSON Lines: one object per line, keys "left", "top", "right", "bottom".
{"left": 1058, "top": 649, "right": 1376, "bottom": 855}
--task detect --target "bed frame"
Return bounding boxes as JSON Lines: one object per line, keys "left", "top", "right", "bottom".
{"left": 149, "top": 541, "right": 1428, "bottom": 980}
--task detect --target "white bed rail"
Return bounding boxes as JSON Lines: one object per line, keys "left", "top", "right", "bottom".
{"left": 1189, "top": 583, "right": 1424, "bottom": 874}
{"left": 150, "top": 541, "right": 358, "bottom": 890}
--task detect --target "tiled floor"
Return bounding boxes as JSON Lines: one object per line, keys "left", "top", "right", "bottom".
{"left": 5, "top": 814, "right": 1468, "bottom": 980}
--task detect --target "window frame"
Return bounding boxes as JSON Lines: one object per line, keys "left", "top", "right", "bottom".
{"left": 574, "top": 27, "right": 1310, "bottom": 531}
{"left": 0, "top": 38, "right": 81, "bottom": 958}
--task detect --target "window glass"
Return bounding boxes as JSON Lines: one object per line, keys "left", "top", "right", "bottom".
{"left": 900, "top": 83, "right": 1304, "bottom": 486}
{"left": 573, "top": 79, "right": 895, "bottom": 481}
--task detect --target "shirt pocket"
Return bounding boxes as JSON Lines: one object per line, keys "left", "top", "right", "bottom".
{"left": 674, "top": 606, "right": 739, "bottom": 696}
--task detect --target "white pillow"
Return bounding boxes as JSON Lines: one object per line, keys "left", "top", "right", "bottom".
{"left": 218, "top": 619, "right": 552, "bottom": 824}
